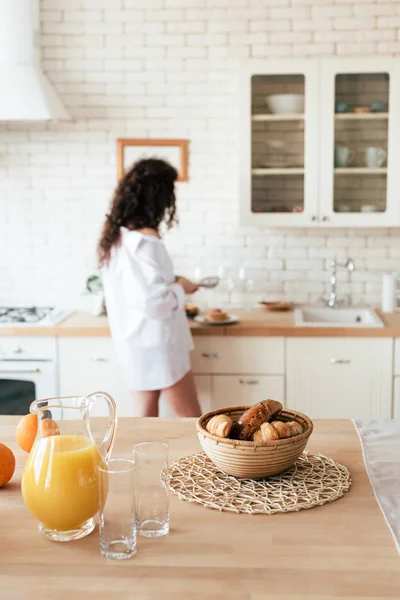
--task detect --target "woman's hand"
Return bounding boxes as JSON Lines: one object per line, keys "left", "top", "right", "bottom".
{"left": 176, "top": 276, "right": 199, "bottom": 294}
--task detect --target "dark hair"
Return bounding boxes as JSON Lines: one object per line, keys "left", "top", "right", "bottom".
{"left": 98, "top": 158, "right": 178, "bottom": 266}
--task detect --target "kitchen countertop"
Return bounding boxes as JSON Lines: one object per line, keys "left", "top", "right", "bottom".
{"left": 2, "top": 308, "right": 400, "bottom": 337}
{"left": 1, "top": 417, "right": 399, "bottom": 599}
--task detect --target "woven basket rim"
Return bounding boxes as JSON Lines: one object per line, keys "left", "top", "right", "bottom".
{"left": 196, "top": 405, "right": 313, "bottom": 447}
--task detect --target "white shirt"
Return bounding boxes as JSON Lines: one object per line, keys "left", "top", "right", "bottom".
{"left": 102, "top": 227, "right": 193, "bottom": 391}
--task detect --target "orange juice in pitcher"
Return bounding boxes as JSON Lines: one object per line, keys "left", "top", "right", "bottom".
{"left": 21, "top": 394, "right": 117, "bottom": 542}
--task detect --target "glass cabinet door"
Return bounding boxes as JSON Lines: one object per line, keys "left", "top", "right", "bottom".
{"left": 240, "top": 60, "right": 319, "bottom": 227}
{"left": 319, "top": 59, "right": 400, "bottom": 226}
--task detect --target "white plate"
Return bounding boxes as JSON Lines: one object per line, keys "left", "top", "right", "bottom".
{"left": 194, "top": 314, "right": 240, "bottom": 326}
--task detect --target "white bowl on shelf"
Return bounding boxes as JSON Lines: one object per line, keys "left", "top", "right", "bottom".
{"left": 266, "top": 94, "right": 305, "bottom": 115}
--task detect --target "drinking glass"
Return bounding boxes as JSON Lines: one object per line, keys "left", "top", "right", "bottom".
{"left": 133, "top": 442, "right": 169, "bottom": 538}
{"left": 98, "top": 458, "right": 136, "bottom": 560}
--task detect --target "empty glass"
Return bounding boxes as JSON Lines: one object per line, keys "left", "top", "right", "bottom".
{"left": 133, "top": 442, "right": 169, "bottom": 538}
{"left": 98, "top": 458, "right": 136, "bottom": 560}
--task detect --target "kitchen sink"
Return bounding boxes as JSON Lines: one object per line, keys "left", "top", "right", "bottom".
{"left": 294, "top": 307, "right": 384, "bottom": 328}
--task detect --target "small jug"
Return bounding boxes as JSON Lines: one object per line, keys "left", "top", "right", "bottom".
{"left": 21, "top": 392, "right": 117, "bottom": 542}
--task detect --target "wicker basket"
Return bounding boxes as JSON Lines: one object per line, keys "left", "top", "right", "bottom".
{"left": 196, "top": 405, "right": 313, "bottom": 479}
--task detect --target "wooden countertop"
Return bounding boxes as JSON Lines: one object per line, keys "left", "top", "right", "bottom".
{"left": 2, "top": 309, "right": 400, "bottom": 337}
{"left": 1, "top": 417, "right": 399, "bottom": 599}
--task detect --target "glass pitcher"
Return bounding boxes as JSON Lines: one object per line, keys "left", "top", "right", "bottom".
{"left": 21, "top": 392, "right": 117, "bottom": 542}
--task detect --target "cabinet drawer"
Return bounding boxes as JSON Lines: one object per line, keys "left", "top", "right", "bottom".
{"left": 0, "top": 336, "right": 56, "bottom": 360}
{"left": 212, "top": 375, "right": 285, "bottom": 410}
{"left": 287, "top": 338, "right": 392, "bottom": 419}
{"left": 191, "top": 337, "right": 284, "bottom": 375}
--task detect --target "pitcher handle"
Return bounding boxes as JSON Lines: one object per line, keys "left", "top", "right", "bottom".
{"left": 86, "top": 391, "right": 118, "bottom": 460}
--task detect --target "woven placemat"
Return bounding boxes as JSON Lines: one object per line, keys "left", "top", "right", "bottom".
{"left": 168, "top": 451, "right": 351, "bottom": 515}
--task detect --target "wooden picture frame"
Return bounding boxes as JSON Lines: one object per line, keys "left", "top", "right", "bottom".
{"left": 116, "top": 138, "right": 189, "bottom": 182}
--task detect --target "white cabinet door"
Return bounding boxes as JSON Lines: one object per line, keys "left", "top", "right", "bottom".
{"left": 239, "top": 59, "right": 320, "bottom": 228}
{"left": 319, "top": 58, "right": 400, "bottom": 227}
{"left": 58, "top": 338, "right": 132, "bottom": 417}
{"left": 212, "top": 375, "right": 285, "bottom": 410}
{"left": 191, "top": 337, "right": 284, "bottom": 375}
{"left": 287, "top": 338, "right": 392, "bottom": 419}
{"left": 159, "top": 375, "right": 212, "bottom": 418}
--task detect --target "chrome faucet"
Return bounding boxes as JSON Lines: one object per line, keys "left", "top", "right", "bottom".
{"left": 326, "top": 258, "right": 355, "bottom": 308}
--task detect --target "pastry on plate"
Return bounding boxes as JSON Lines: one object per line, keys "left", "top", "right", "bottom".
{"left": 185, "top": 304, "right": 199, "bottom": 319}
{"left": 207, "top": 308, "right": 229, "bottom": 322}
{"left": 258, "top": 300, "right": 292, "bottom": 312}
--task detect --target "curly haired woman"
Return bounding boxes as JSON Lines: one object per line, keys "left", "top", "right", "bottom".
{"left": 98, "top": 158, "right": 201, "bottom": 418}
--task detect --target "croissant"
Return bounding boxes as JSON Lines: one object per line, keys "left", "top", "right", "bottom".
{"left": 286, "top": 421, "right": 303, "bottom": 436}
{"left": 270, "top": 420, "right": 291, "bottom": 439}
{"left": 231, "top": 400, "right": 283, "bottom": 441}
{"left": 253, "top": 422, "right": 280, "bottom": 444}
{"left": 206, "top": 414, "right": 233, "bottom": 438}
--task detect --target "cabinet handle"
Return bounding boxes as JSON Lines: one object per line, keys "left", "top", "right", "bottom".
{"left": 239, "top": 379, "right": 259, "bottom": 385}
{"left": 322, "top": 216, "right": 330, "bottom": 222}
{"left": 201, "top": 352, "right": 221, "bottom": 359}
{"left": 330, "top": 358, "right": 351, "bottom": 365}
{"left": 311, "top": 215, "right": 317, "bottom": 222}
{"left": 0, "top": 368, "right": 41, "bottom": 373}
{"left": 90, "top": 357, "right": 109, "bottom": 362}
{"left": 12, "top": 347, "right": 23, "bottom": 354}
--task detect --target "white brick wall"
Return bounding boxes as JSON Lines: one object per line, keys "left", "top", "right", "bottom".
{"left": 1, "top": 0, "right": 400, "bottom": 308}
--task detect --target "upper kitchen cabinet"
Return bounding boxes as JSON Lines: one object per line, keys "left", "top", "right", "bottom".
{"left": 319, "top": 58, "right": 400, "bottom": 227}
{"left": 240, "top": 60, "right": 320, "bottom": 227}
{"left": 240, "top": 58, "right": 400, "bottom": 228}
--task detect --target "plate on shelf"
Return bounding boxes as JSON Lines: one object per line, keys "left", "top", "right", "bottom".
{"left": 194, "top": 314, "right": 240, "bottom": 326}
{"left": 258, "top": 301, "right": 293, "bottom": 312}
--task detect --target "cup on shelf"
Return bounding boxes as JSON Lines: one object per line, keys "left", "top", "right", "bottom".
{"left": 365, "top": 147, "right": 386, "bottom": 168}
{"left": 336, "top": 204, "right": 351, "bottom": 213}
{"left": 334, "top": 146, "right": 354, "bottom": 168}
{"left": 369, "top": 99, "right": 385, "bottom": 113}
{"left": 265, "top": 94, "right": 304, "bottom": 115}
{"left": 335, "top": 99, "right": 348, "bottom": 113}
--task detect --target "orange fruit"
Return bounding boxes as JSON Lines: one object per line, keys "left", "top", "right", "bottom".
{"left": 0, "top": 443, "right": 16, "bottom": 487}
{"left": 16, "top": 413, "right": 38, "bottom": 453}
{"left": 42, "top": 418, "right": 60, "bottom": 438}
{"left": 16, "top": 414, "right": 60, "bottom": 453}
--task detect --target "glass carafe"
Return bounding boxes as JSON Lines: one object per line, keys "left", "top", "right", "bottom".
{"left": 21, "top": 392, "right": 117, "bottom": 542}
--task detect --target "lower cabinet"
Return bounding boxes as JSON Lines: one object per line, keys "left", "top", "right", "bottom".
{"left": 58, "top": 335, "right": 396, "bottom": 420}
{"left": 287, "top": 338, "right": 393, "bottom": 419}
{"left": 58, "top": 337, "right": 132, "bottom": 417}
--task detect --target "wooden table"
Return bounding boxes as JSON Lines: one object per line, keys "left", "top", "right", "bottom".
{"left": 1, "top": 418, "right": 400, "bottom": 600}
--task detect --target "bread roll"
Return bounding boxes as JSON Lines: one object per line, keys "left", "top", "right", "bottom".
{"left": 253, "top": 422, "right": 280, "bottom": 444}
{"left": 287, "top": 420, "right": 302, "bottom": 436}
{"left": 271, "top": 420, "right": 291, "bottom": 439}
{"left": 206, "top": 414, "right": 233, "bottom": 438}
{"left": 231, "top": 400, "right": 282, "bottom": 441}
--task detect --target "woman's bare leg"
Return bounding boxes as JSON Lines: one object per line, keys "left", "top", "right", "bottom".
{"left": 162, "top": 370, "right": 201, "bottom": 418}
{"left": 131, "top": 390, "right": 160, "bottom": 417}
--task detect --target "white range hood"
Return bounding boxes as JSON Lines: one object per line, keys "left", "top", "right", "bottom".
{"left": 0, "top": 0, "right": 70, "bottom": 121}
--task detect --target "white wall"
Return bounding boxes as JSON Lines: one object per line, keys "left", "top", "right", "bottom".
{"left": 1, "top": 0, "right": 400, "bottom": 308}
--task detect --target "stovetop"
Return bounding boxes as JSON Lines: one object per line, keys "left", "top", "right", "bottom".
{"left": 0, "top": 307, "right": 72, "bottom": 327}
